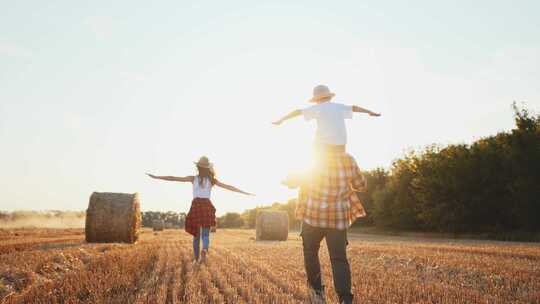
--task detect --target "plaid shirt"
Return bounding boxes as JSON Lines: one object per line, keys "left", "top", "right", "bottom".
{"left": 185, "top": 198, "right": 216, "bottom": 237}
{"left": 295, "top": 150, "right": 367, "bottom": 230}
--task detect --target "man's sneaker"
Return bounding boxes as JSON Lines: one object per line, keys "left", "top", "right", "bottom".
{"left": 308, "top": 288, "right": 325, "bottom": 304}
{"left": 339, "top": 295, "right": 354, "bottom": 304}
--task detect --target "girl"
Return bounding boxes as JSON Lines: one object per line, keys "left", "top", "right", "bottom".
{"left": 147, "top": 156, "right": 253, "bottom": 263}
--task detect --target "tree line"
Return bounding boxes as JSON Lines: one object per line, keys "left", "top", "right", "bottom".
{"left": 216, "top": 200, "right": 299, "bottom": 229}
{"left": 356, "top": 104, "right": 540, "bottom": 240}
{"left": 141, "top": 211, "right": 186, "bottom": 228}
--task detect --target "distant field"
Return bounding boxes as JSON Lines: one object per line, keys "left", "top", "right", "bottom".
{"left": 1, "top": 228, "right": 539, "bottom": 303}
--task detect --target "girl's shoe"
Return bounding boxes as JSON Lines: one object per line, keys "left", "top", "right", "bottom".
{"left": 201, "top": 250, "right": 208, "bottom": 263}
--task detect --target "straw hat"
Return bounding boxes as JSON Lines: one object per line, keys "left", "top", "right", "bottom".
{"left": 194, "top": 156, "right": 213, "bottom": 168}
{"left": 309, "top": 84, "right": 335, "bottom": 103}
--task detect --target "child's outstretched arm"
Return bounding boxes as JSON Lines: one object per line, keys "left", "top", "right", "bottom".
{"left": 352, "top": 105, "right": 381, "bottom": 117}
{"left": 215, "top": 180, "right": 254, "bottom": 196}
{"left": 146, "top": 173, "right": 194, "bottom": 182}
{"left": 272, "top": 109, "right": 302, "bottom": 125}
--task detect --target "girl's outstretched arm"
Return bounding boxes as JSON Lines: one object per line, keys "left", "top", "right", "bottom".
{"left": 146, "top": 173, "right": 194, "bottom": 182}
{"left": 215, "top": 180, "right": 254, "bottom": 196}
{"left": 352, "top": 105, "right": 381, "bottom": 116}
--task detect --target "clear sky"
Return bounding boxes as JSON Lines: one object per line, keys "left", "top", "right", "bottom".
{"left": 1, "top": 1, "right": 539, "bottom": 214}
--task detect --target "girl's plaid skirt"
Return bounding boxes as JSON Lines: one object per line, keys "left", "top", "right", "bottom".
{"left": 185, "top": 198, "right": 216, "bottom": 237}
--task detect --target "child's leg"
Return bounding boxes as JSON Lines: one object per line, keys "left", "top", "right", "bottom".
{"left": 201, "top": 227, "right": 210, "bottom": 252}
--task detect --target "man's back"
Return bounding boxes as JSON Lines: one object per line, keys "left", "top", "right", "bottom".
{"left": 295, "top": 149, "right": 367, "bottom": 230}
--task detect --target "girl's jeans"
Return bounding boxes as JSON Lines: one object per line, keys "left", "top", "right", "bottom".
{"left": 193, "top": 227, "right": 210, "bottom": 260}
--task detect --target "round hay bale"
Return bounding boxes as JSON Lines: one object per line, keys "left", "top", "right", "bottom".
{"left": 153, "top": 219, "right": 165, "bottom": 231}
{"left": 256, "top": 210, "right": 289, "bottom": 241}
{"left": 85, "top": 192, "right": 141, "bottom": 243}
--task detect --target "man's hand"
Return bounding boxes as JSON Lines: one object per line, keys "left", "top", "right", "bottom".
{"left": 369, "top": 112, "right": 381, "bottom": 117}
{"left": 281, "top": 179, "right": 299, "bottom": 189}
{"left": 281, "top": 172, "right": 307, "bottom": 189}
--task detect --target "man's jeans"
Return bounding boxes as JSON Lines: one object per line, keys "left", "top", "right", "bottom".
{"left": 301, "top": 222, "right": 353, "bottom": 303}
{"left": 193, "top": 227, "right": 210, "bottom": 260}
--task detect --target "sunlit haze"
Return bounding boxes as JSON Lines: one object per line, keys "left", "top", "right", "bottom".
{"left": 1, "top": 1, "right": 539, "bottom": 214}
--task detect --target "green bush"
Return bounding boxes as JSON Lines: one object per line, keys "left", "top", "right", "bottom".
{"left": 365, "top": 103, "right": 540, "bottom": 235}
{"left": 217, "top": 212, "right": 244, "bottom": 228}
{"left": 355, "top": 168, "right": 389, "bottom": 226}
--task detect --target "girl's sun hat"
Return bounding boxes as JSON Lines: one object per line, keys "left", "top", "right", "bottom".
{"left": 309, "top": 84, "right": 335, "bottom": 103}
{"left": 194, "top": 156, "right": 213, "bottom": 168}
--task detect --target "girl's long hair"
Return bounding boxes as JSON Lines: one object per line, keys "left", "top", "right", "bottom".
{"left": 196, "top": 166, "right": 217, "bottom": 187}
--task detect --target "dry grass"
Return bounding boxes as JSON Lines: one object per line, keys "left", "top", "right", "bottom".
{"left": 0, "top": 228, "right": 83, "bottom": 255}
{"left": 1, "top": 228, "right": 539, "bottom": 303}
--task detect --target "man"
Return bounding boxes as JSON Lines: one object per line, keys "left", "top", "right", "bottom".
{"left": 275, "top": 84, "right": 374, "bottom": 303}
{"left": 287, "top": 146, "right": 367, "bottom": 304}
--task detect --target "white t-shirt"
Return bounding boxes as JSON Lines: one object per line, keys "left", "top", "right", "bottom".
{"left": 302, "top": 102, "right": 353, "bottom": 145}
{"left": 193, "top": 176, "right": 212, "bottom": 199}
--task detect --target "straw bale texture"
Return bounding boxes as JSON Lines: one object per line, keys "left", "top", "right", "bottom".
{"left": 85, "top": 192, "right": 141, "bottom": 243}
{"left": 153, "top": 219, "right": 165, "bottom": 231}
{"left": 256, "top": 210, "right": 288, "bottom": 241}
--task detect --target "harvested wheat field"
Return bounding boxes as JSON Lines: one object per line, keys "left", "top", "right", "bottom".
{"left": 1, "top": 228, "right": 539, "bottom": 304}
